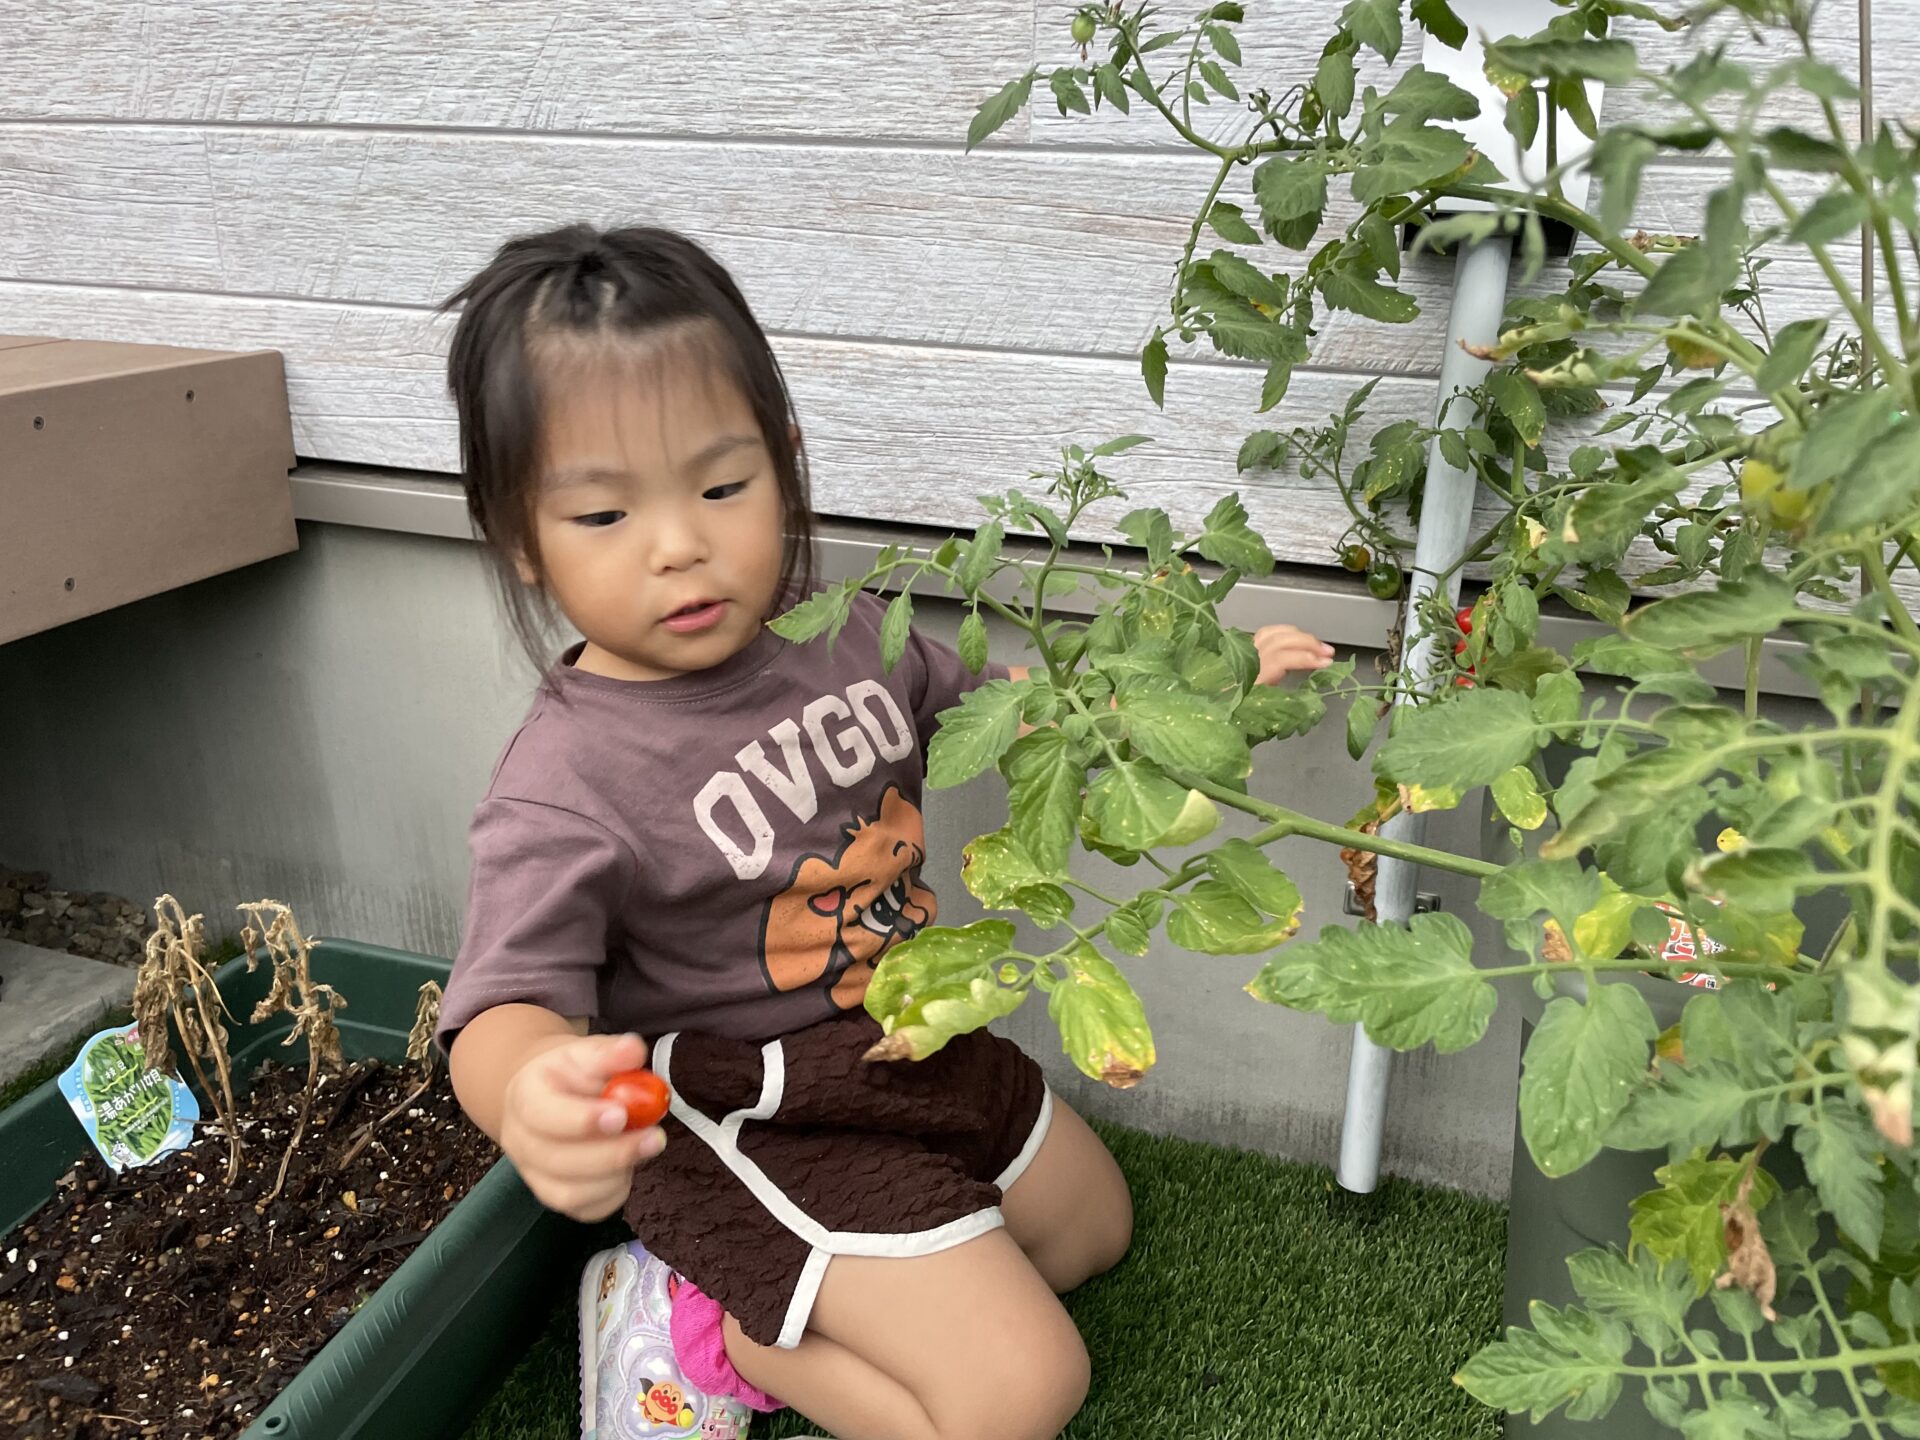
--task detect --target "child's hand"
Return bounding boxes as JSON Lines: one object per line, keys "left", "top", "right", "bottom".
{"left": 499, "top": 1031, "right": 666, "bottom": 1222}
{"left": 1253, "top": 624, "right": 1335, "bottom": 685}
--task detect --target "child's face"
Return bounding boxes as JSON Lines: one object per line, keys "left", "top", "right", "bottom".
{"left": 526, "top": 357, "right": 787, "bottom": 682}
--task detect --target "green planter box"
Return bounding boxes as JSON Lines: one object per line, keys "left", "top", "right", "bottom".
{"left": 0, "top": 938, "right": 595, "bottom": 1440}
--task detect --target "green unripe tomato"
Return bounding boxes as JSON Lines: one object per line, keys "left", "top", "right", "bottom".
{"left": 1339, "top": 543, "right": 1371, "bottom": 572}
{"left": 1740, "top": 457, "right": 1814, "bottom": 529}
{"left": 1365, "top": 561, "right": 1402, "bottom": 600}
{"left": 1071, "top": 12, "right": 1096, "bottom": 43}
{"left": 1665, "top": 333, "right": 1721, "bottom": 371}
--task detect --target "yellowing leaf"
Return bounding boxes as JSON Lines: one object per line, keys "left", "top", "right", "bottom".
{"left": 1655, "top": 1023, "right": 1685, "bottom": 1066}
{"left": 1542, "top": 921, "right": 1573, "bottom": 965}
{"left": 1572, "top": 880, "right": 1644, "bottom": 961}
{"left": 1630, "top": 1154, "right": 1779, "bottom": 1293}
{"left": 1398, "top": 780, "right": 1463, "bottom": 813}
{"left": 1050, "top": 943, "right": 1157, "bottom": 1088}
{"left": 1491, "top": 766, "right": 1548, "bottom": 830}
{"left": 1160, "top": 789, "right": 1222, "bottom": 847}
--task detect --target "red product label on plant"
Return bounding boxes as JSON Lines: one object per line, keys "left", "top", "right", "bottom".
{"left": 1653, "top": 903, "right": 1739, "bottom": 989}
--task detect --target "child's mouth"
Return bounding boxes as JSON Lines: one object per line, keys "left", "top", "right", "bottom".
{"left": 662, "top": 600, "right": 727, "bottom": 633}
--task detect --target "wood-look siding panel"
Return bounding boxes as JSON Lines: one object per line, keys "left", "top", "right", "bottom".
{"left": 0, "top": 127, "right": 1879, "bottom": 377}
{"left": 0, "top": 0, "right": 1036, "bottom": 143}
{"left": 0, "top": 280, "right": 1438, "bottom": 565}
{"left": 1027, "top": 0, "right": 1901, "bottom": 146}
{"left": 6, "top": 280, "right": 1910, "bottom": 610}
{"left": 0, "top": 127, "right": 1218, "bottom": 356}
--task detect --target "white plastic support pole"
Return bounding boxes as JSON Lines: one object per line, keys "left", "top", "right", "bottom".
{"left": 1335, "top": 233, "right": 1514, "bottom": 1195}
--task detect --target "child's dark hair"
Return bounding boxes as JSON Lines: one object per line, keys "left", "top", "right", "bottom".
{"left": 440, "top": 223, "right": 815, "bottom": 670}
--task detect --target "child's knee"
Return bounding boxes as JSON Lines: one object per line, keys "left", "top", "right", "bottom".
{"left": 932, "top": 1318, "right": 1089, "bottom": 1440}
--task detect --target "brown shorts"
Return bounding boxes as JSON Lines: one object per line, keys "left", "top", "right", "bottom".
{"left": 625, "top": 1009, "right": 1051, "bottom": 1349}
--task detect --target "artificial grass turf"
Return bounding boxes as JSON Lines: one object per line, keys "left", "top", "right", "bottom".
{"left": 463, "top": 1119, "right": 1508, "bottom": 1440}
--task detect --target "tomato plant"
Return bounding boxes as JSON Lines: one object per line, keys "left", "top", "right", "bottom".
{"left": 780, "top": 0, "right": 1920, "bottom": 1432}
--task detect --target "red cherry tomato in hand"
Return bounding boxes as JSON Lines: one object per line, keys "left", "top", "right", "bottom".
{"left": 601, "top": 1070, "right": 671, "bottom": 1131}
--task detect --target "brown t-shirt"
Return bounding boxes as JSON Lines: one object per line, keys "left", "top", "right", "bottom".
{"left": 437, "top": 593, "right": 1007, "bottom": 1051}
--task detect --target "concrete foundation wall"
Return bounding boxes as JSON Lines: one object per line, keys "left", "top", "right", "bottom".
{"left": 0, "top": 522, "right": 1527, "bottom": 1193}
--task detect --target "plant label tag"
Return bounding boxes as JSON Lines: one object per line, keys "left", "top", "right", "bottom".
{"left": 56, "top": 1023, "right": 199, "bottom": 1173}
{"left": 1659, "top": 910, "right": 1728, "bottom": 988}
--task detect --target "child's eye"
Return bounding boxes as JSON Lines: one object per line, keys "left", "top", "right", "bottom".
{"left": 703, "top": 480, "right": 750, "bottom": 501}
{"left": 572, "top": 511, "right": 625, "bottom": 528}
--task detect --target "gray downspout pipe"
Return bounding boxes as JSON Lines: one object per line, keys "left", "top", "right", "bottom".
{"left": 1336, "top": 232, "right": 1514, "bottom": 1194}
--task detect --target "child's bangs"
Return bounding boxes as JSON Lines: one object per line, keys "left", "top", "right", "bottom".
{"left": 522, "top": 318, "right": 759, "bottom": 468}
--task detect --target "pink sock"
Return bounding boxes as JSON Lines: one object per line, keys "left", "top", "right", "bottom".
{"left": 670, "top": 1281, "right": 786, "bottom": 1413}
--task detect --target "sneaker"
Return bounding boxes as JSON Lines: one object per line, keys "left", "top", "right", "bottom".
{"left": 579, "top": 1239, "right": 757, "bottom": 1440}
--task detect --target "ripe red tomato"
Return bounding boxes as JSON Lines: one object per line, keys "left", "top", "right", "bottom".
{"left": 601, "top": 1070, "right": 671, "bottom": 1130}
{"left": 1453, "top": 638, "right": 1469, "bottom": 656}
{"left": 1455, "top": 604, "right": 1474, "bottom": 634}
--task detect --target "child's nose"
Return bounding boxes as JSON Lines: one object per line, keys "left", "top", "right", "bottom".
{"left": 648, "top": 508, "right": 707, "bottom": 571}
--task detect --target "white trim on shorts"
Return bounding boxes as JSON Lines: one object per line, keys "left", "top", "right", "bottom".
{"left": 652, "top": 1030, "right": 1052, "bottom": 1349}
{"left": 993, "top": 1085, "right": 1054, "bottom": 1192}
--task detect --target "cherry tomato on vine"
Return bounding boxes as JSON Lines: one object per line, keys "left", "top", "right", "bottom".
{"left": 601, "top": 1069, "right": 671, "bottom": 1131}
{"left": 1740, "top": 457, "right": 1815, "bottom": 530}
{"left": 1339, "top": 543, "right": 1372, "bottom": 572}
{"left": 1365, "top": 561, "right": 1402, "bottom": 600}
{"left": 1072, "top": 12, "right": 1096, "bottom": 42}
{"left": 1455, "top": 604, "right": 1474, "bottom": 634}
{"left": 1453, "top": 674, "right": 1477, "bottom": 688}
{"left": 1453, "top": 638, "right": 1470, "bottom": 656}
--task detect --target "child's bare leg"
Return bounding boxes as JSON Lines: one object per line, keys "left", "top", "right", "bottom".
{"left": 724, "top": 1229, "right": 1088, "bottom": 1440}
{"left": 996, "top": 1098, "right": 1132, "bottom": 1294}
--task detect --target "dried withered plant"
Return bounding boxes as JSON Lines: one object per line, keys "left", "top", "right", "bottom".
{"left": 240, "top": 900, "right": 347, "bottom": 1206}
{"left": 130, "top": 895, "right": 244, "bottom": 1183}
{"left": 338, "top": 980, "right": 442, "bottom": 1170}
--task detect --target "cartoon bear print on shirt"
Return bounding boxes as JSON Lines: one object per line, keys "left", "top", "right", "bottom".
{"left": 759, "top": 784, "right": 935, "bottom": 1010}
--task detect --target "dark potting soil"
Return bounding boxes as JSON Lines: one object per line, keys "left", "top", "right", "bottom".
{"left": 0, "top": 1058, "right": 496, "bottom": 1439}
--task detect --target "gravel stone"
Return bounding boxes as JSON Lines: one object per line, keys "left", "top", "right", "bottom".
{"left": 0, "top": 867, "right": 152, "bottom": 971}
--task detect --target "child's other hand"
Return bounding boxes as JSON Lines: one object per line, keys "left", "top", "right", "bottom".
{"left": 500, "top": 1031, "right": 666, "bottom": 1222}
{"left": 1254, "top": 624, "right": 1335, "bottom": 685}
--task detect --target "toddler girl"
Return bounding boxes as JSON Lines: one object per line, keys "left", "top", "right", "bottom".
{"left": 434, "top": 223, "right": 1332, "bottom": 1440}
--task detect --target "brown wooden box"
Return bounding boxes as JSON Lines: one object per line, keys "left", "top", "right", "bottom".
{"left": 0, "top": 335, "right": 298, "bottom": 644}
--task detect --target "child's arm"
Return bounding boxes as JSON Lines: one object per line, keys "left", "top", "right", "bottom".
{"left": 1003, "top": 623, "right": 1335, "bottom": 706}
{"left": 450, "top": 1002, "right": 663, "bottom": 1222}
